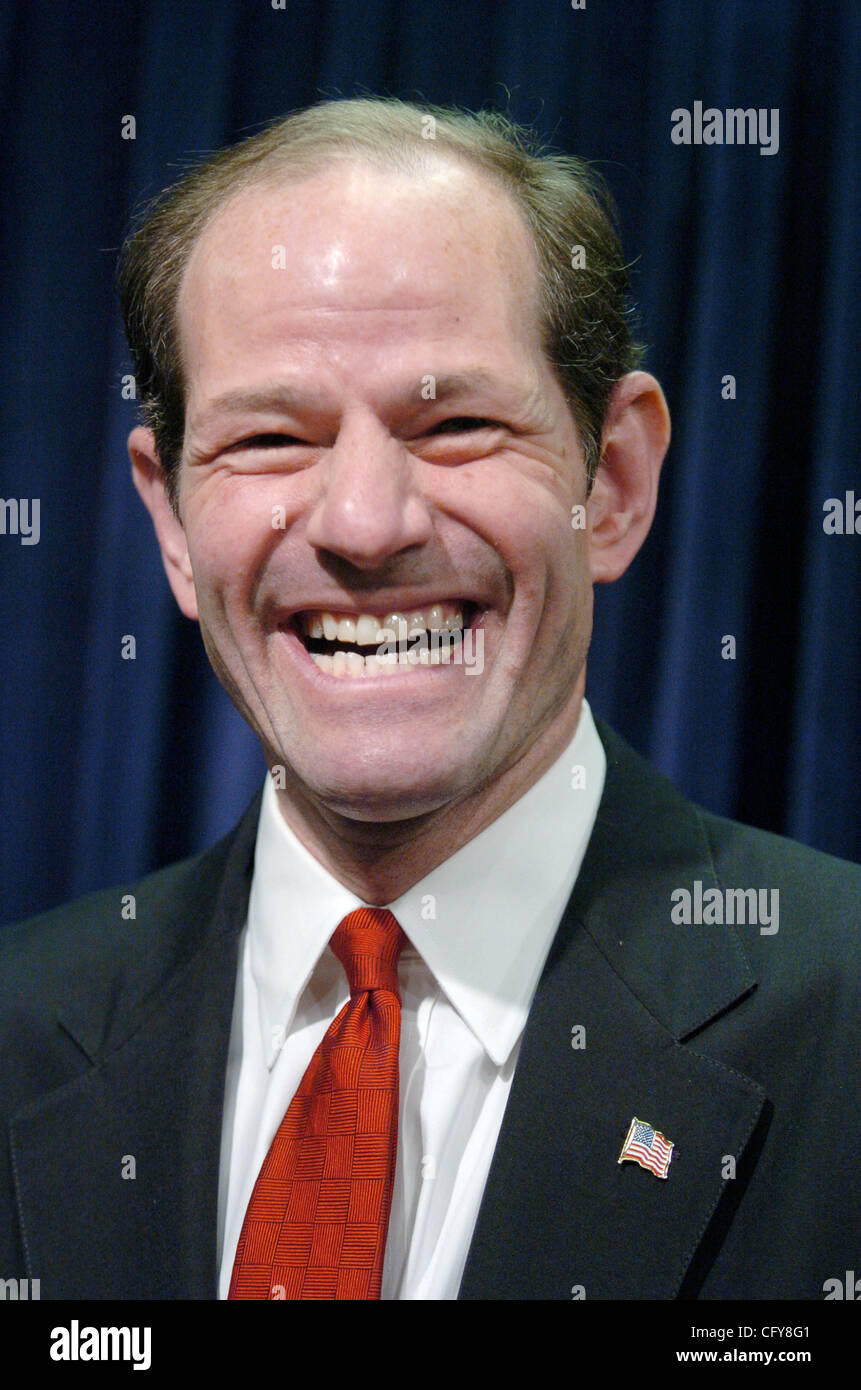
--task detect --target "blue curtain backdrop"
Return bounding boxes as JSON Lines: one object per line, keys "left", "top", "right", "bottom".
{"left": 1, "top": 0, "right": 858, "bottom": 926}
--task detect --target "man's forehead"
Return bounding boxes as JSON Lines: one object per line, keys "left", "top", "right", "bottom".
{"left": 179, "top": 156, "right": 540, "bottom": 325}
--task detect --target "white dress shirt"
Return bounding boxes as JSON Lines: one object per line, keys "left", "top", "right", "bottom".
{"left": 217, "top": 699, "right": 605, "bottom": 1299}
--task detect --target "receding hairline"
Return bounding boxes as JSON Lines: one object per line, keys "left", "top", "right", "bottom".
{"left": 174, "top": 149, "right": 549, "bottom": 404}
{"left": 178, "top": 146, "right": 544, "bottom": 305}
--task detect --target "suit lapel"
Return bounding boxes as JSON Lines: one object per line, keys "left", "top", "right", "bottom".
{"left": 458, "top": 722, "right": 767, "bottom": 1299}
{"left": 10, "top": 792, "right": 261, "bottom": 1299}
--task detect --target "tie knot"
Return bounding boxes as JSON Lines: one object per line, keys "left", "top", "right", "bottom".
{"left": 330, "top": 907, "right": 407, "bottom": 996}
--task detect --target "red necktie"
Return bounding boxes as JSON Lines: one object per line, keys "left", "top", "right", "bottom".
{"left": 228, "top": 906, "right": 407, "bottom": 1300}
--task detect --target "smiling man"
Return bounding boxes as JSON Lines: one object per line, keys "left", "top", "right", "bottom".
{"left": 2, "top": 98, "right": 859, "bottom": 1302}
{"left": 129, "top": 133, "right": 659, "bottom": 897}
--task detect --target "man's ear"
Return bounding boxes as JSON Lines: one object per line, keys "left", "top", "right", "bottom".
{"left": 586, "top": 371, "right": 670, "bottom": 583}
{"left": 129, "top": 425, "right": 199, "bottom": 621}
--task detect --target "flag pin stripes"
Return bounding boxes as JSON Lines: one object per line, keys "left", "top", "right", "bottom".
{"left": 618, "top": 1117, "right": 674, "bottom": 1179}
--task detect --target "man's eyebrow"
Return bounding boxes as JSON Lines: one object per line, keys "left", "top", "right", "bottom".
{"left": 427, "top": 371, "right": 510, "bottom": 402}
{"left": 196, "top": 371, "right": 517, "bottom": 422}
{"left": 199, "top": 385, "right": 321, "bottom": 418}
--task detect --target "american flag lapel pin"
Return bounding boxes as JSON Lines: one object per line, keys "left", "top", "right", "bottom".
{"left": 618, "top": 1116, "right": 674, "bottom": 1179}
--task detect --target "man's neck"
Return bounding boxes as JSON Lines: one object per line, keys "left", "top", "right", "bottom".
{"left": 270, "top": 685, "right": 585, "bottom": 904}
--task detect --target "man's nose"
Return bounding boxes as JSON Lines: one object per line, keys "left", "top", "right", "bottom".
{"left": 304, "top": 412, "right": 434, "bottom": 568}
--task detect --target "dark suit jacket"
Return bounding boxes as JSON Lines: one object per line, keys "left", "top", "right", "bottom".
{"left": 2, "top": 720, "right": 859, "bottom": 1299}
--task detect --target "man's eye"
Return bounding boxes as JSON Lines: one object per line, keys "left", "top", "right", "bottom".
{"left": 222, "top": 421, "right": 503, "bottom": 453}
{"left": 226, "top": 433, "right": 304, "bottom": 451}
{"left": 429, "top": 417, "right": 502, "bottom": 434}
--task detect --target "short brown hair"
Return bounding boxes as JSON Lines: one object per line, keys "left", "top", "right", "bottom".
{"left": 118, "top": 96, "right": 643, "bottom": 511}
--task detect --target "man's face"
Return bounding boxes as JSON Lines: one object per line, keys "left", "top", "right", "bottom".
{"left": 171, "top": 159, "right": 593, "bottom": 822}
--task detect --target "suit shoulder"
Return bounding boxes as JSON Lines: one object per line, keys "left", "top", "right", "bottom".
{"left": 698, "top": 805, "right": 861, "bottom": 906}
{"left": 693, "top": 806, "right": 861, "bottom": 1004}
{"left": 0, "top": 792, "right": 260, "bottom": 1016}
{"left": 596, "top": 717, "right": 861, "bottom": 976}
{"left": 598, "top": 715, "right": 861, "bottom": 894}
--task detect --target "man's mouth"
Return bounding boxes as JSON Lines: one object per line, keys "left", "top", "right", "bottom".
{"left": 290, "top": 600, "right": 477, "bottom": 677}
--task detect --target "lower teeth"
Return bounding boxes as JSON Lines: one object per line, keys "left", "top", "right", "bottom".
{"left": 310, "top": 629, "right": 464, "bottom": 676}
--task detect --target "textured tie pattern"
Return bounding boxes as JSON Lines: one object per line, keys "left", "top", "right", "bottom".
{"left": 228, "top": 907, "right": 407, "bottom": 1300}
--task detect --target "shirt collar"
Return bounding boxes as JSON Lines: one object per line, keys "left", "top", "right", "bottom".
{"left": 247, "top": 699, "right": 606, "bottom": 1068}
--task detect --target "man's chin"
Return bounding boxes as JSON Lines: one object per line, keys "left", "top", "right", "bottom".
{"left": 276, "top": 755, "right": 482, "bottom": 826}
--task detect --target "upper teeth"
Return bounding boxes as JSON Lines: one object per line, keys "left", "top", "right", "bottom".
{"left": 303, "top": 603, "right": 465, "bottom": 645}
